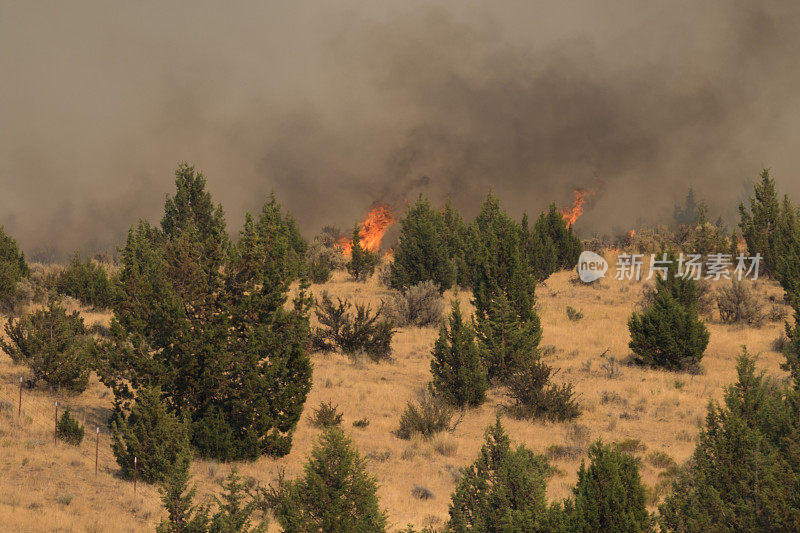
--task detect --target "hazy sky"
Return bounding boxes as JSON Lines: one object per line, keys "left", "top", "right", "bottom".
{"left": 2, "top": 1, "right": 799, "bottom": 258}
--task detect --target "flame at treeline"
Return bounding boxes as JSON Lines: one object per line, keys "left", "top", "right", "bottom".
{"left": 337, "top": 203, "right": 398, "bottom": 257}
{"left": 560, "top": 188, "right": 595, "bottom": 228}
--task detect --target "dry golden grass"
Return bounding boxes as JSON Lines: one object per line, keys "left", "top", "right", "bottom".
{"left": 0, "top": 252, "right": 792, "bottom": 531}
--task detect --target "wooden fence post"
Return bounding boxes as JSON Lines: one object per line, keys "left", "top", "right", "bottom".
{"left": 54, "top": 401, "right": 58, "bottom": 445}
{"left": 95, "top": 427, "right": 99, "bottom": 475}
{"left": 133, "top": 456, "right": 137, "bottom": 494}
{"left": 17, "top": 377, "right": 22, "bottom": 419}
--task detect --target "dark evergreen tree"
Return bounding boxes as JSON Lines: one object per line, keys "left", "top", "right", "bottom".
{"left": 209, "top": 470, "right": 268, "bottom": 532}
{"left": 156, "top": 465, "right": 210, "bottom": 533}
{"left": 660, "top": 351, "right": 800, "bottom": 531}
{"left": 255, "top": 193, "right": 307, "bottom": 283}
{"left": 441, "top": 199, "right": 469, "bottom": 287}
{"left": 773, "top": 195, "right": 800, "bottom": 298}
{"left": 430, "top": 299, "right": 487, "bottom": 407}
{"left": 689, "top": 207, "right": 732, "bottom": 257}
{"left": 448, "top": 418, "right": 560, "bottom": 532}
{"left": 346, "top": 225, "right": 378, "bottom": 281}
{"left": 0, "top": 299, "right": 95, "bottom": 392}
{"left": 628, "top": 251, "right": 709, "bottom": 371}
{"left": 0, "top": 225, "right": 29, "bottom": 308}
{"left": 563, "top": 441, "right": 650, "bottom": 533}
{"left": 390, "top": 195, "right": 455, "bottom": 292}
{"left": 739, "top": 168, "right": 780, "bottom": 273}
{"left": 521, "top": 212, "right": 558, "bottom": 282}
{"left": 111, "top": 387, "right": 193, "bottom": 484}
{"left": 467, "top": 193, "right": 542, "bottom": 381}
{"left": 56, "top": 408, "right": 85, "bottom": 445}
{"left": 528, "top": 203, "right": 582, "bottom": 279}
{"left": 57, "top": 251, "right": 115, "bottom": 308}
{"left": 98, "top": 164, "right": 312, "bottom": 460}
{"left": 270, "top": 428, "right": 388, "bottom": 532}
{"left": 673, "top": 186, "right": 702, "bottom": 227}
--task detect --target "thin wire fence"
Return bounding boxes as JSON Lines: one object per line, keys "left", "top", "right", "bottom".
{"left": 0, "top": 374, "right": 141, "bottom": 489}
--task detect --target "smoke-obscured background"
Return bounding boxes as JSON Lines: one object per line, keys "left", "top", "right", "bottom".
{"left": 2, "top": 1, "right": 799, "bottom": 259}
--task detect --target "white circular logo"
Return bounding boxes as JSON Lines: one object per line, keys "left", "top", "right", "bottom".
{"left": 577, "top": 251, "right": 608, "bottom": 283}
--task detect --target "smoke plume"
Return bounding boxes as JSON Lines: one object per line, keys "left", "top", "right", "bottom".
{"left": 2, "top": 1, "right": 800, "bottom": 258}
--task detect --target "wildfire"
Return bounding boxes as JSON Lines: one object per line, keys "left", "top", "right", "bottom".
{"left": 338, "top": 203, "right": 398, "bottom": 256}
{"left": 629, "top": 229, "right": 636, "bottom": 240}
{"left": 560, "top": 188, "right": 594, "bottom": 228}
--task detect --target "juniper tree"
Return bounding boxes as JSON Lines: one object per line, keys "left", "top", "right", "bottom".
{"left": 773, "top": 195, "right": 800, "bottom": 298}
{"left": 564, "top": 441, "right": 650, "bottom": 533}
{"left": 0, "top": 225, "right": 29, "bottom": 308}
{"left": 441, "top": 199, "right": 469, "bottom": 286}
{"left": 1, "top": 299, "right": 95, "bottom": 392}
{"left": 255, "top": 193, "right": 307, "bottom": 283}
{"left": 739, "top": 168, "right": 780, "bottom": 272}
{"left": 346, "top": 225, "right": 378, "bottom": 281}
{"left": 98, "top": 164, "right": 312, "bottom": 460}
{"left": 660, "top": 351, "right": 800, "bottom": 531}
{"left": 111, "top": 386, "right": 193, "bottom": 484}
{"left": 57, "top": 251, "right": 115, "bottom": 308}
{"left": 521, "top": 212, "right": 558, "bottom": 282}
{"left": 448, "top": 418, "right": 561, "bottom": 532}
{"left": 390, "top": 194, "right": 455, "bottom": 292}
{"left": 673, "top": 186, "right": 702, "bottom": 227}
{"left": 270, "top": 428, "right": 388, "bottom": 532}
{"left": 467, "top": 193, "right": 542, "bottom": 381}
{"left": 628, "top": 250, "right": 709, "bottom": 371}
{"left": 430, "top": 299, "right": 487, "bottom": 407}
{"left": 527, "top": 203, "right": 582, "bottom": 278}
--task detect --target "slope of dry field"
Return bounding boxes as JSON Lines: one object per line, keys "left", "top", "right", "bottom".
{"left": 0, "top": 252, "right": 791, "bottom": 532}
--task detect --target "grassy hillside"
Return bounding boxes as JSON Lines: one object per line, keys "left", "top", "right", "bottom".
{"left": 0, "top": 252, "right": 790, "bottom": 531}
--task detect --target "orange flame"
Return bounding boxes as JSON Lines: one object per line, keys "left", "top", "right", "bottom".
{"left": 560, "top": 188, "right": 594, "bottom": 228}
{"left": 629, "top": 229, "right": 636, "bottom": 240}
{"left": 338, "top": 203, "right": 398, "bottom": 256}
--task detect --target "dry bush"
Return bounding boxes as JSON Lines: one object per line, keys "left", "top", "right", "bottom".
{"left": 767, "top": 303, "right": 789, "bottom": 322}
{"left": 566, "top": 306, "right": 584, "bottom": 321}
{"left": 308, "top": 400, "right": 343, "bottom": 429}
{"left": 395, "top": 392, "right": 455, "bottom": 440}
{"left": 382, "top": 281, "right": 444, "bottom": 328}
{"left": 311, "top": 292, "right": 394, "bottom": 361}
{"left": 27, "top": 262, "right": 64, "bottom": 303}
{"left": 716, "top": 280, "right": 764, "bottom": 327}
{"left": 628, "top": 225, "right": 677, "bottom": 254}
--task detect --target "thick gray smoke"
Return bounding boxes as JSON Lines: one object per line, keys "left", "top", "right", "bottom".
{"left": 2, "top": 1, "right": 800, "bottom": 259}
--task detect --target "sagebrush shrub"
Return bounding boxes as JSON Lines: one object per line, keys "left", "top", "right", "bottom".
{"left": 384, "top": 281, "right": 444, "bottom": 328}
{"left": 56, "top": 408, "right": 85, "bottom": 445}
{"left": 396, "top": 392, "right": 454, "bottom": 440}
{"left": 0, "top": 299, "right": 95, "bottom": 392}
{"left": 716, "top": 280, "right": 763, "bottom": 326}
{"left": 566, "top": 306, "right": 584, "bottom": 321}
{"left": 312, "top": 292, "right": 394, "bottom": 361}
